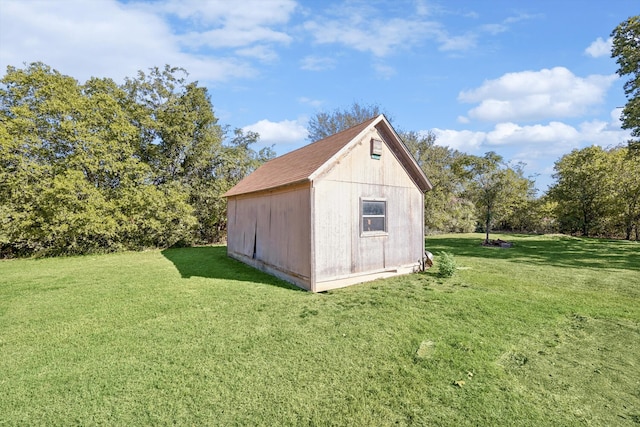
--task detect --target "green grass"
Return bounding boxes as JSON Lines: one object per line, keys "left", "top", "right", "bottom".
{"left": 1, "top": 234, "right": 639, "bottom": 426}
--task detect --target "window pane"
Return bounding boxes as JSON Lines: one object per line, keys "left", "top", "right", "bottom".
{"left": 363, "top": 201, "right": 385, "bottom": 216}
{"left": 363, "top": 217, "right": 385, "bottom": 232}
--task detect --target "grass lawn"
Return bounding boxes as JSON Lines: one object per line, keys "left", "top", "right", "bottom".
{"left": 1, "top": 233, "right": 639, "bottom": 426}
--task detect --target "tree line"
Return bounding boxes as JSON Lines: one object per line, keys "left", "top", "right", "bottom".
{"left": 1, "top": 63, "right": 273, "bottom": 257}
{"left": 1, "top": 16, "right": 638, "bottom": 256}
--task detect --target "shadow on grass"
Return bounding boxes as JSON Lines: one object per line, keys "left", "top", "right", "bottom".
{"left": 425, "top": 234, "right": 640, "bottom": 272}
{"left": 161, "top": 245, "right": 303, "bottom": 291}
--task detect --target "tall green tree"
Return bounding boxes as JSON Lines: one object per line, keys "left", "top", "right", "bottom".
{"left": 1, "top": 62, "right": 272, "bottom": 255}
{"left": 0, "top": 63, "right": 198, "bottom": 255}
{"left": 459, "top": 152, "right": 535, "bottom": 243}
{"left": 548, "top": 146, "right": 612, "bottom": 237}
{"left": 0, "top": 63, "right": 125, "bottom": 254}
{"left": 611, "top": 15, "right": 640, "bottom": 153}
{"left": 401, "top": 130, "right": 475, "bottom": 233}
{"left": 122, "top": 65, "right": 271, "bottom": 244}
{"left": 607, "top": 147, "right": 640, "bottom": 240}
{"left": 122, "top": 65, "right": 224, "bottom": 186}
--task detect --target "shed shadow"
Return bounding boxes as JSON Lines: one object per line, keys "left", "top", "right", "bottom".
{"left": 161, "top": 245, "right": 303, "bottom": 291}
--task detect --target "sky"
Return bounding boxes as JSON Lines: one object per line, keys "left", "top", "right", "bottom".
{"left": 0, "top": 0, "right": 637, "bottom": 192}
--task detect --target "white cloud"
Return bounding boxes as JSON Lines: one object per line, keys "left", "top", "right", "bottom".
{"left": 415, "top": 0, "right": 431, "bottom": 16}
{"left": 585, "top": 37, "right": 612, "bottom": 58}
{"left": 373, "top": 63, "right": 396, "bottom": 79}
{"left": 302, "top": 2, "right": 482, "bottom": 57}
{"left": 459, "top": 67, "right": 617, "bottom": 122}
{"left": 481, "top": 13, "right": 538, "bottom": 35}
{"left": 304, "top": 17, "right": 440, "bottom": 57}
{"left": 432, "top": 128, "right": 486, "bottom": 152}
{"left": 243, "top": 118, "right": 309, "bottom": 145}
{"left": 138, "top": 0, "right": 296, "bottom": 60}
{"left": 438, "top": 33, "right": 477, "bottom": 51}
{"left": 298, "top": 97, "right": 324, "bottom": 108}
{"left": 431, "top": 117, "right": 630, "bottom": 154}
{"left": 178, "top": 27, "right": 291, "bottom": 50}
{"left": 235, "top": 45, "right": 279, "bottom": 62}
{"left": 300, "top": 56, "right": 336, "bottom": 71}
{"left": 156, "top": 0, "right": 296, "bottom": 28}
{"left": 485, "top": 122, "right": 580, "bottom": 146}
{"left": 610, "top": 107, "right": 624, "bottom": 127}
{"left": 0, "top": 0, "right": 293, "bottom": 84}
{"left": 578, "top": 117, "right": 630, "bottom": 147}
{"left": 481, "top": 24, "right": 508, "bottom": 35}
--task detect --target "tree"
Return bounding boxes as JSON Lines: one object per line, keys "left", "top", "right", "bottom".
{"left": 548, "top": 145, "right": 640, "bottom": 240}
{"left": 122, "top": 65, "right": 224, "bottom": 186}
{"left": 607, "top": 147, "right": 640, "bottom": 240}
{"left": 0, "top": 63, "right": 198, "bottom": 255}
{"left": 121, "top": 65, "right": 276, "bottom": 244}
{"left": 307, "top": 102, "right": 387, "bottom": 142}
{"left": 459, "top": 152, "right": 535, "bottom": 243}
{"left": 401, "top": 130, "right": 475, "bottom": 233}
{"left": 1, "top": 62, "right": 270, "bottom": 255}
{"left": 611, "top": 15, "right": 640, "bottom": 153}
{"left": 548, "top": 146, "right": 612, "bottom": 237}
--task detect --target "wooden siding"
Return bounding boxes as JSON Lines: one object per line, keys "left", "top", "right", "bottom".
{"left": 312, "top": 127, "right": 424, "bottom": 288}
{"left": 227, "top": 184, "right": 312, "bottom": 288}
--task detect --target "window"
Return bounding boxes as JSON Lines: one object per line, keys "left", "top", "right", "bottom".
{"left": 362, "top": 200, "right": 386, "bottom": 234}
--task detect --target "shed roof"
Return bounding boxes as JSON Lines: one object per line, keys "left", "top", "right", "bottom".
{"left": 224, "top": 115, "right": 431, "bottom": 197}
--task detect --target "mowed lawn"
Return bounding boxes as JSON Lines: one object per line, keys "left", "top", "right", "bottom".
{"left": 1, "top": 234, "right": 639, "bottom": 426}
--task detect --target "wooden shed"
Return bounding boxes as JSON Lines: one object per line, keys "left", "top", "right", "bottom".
{"left": 224, "top": 114, "right": 432, "bottom": 292}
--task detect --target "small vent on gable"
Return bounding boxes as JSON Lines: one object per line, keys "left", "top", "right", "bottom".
{"left": 371, "top": 138, "right": 382, "bottom": 160}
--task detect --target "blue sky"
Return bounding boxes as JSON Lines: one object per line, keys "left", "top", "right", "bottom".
{"left": 0, "top": 0, "right": 636, "bottom": 191}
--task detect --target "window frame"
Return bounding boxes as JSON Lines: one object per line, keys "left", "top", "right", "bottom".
{"left": 360, "top": 198, "right": 388, "bottom": 236}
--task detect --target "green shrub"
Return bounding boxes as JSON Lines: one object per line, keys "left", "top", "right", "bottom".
{"left": 438, "top": 252, "right": 457, "bottom": 277}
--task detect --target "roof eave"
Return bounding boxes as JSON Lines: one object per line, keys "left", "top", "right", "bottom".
{"left": 224, "top": 178, "right": 311, "bottom": 198}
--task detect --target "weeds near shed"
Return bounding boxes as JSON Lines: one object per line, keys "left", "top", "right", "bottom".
{"left": 437, "top": 251, "right": 457, "bottom": 277}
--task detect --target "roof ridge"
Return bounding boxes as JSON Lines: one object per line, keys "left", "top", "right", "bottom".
{"left": 273, "top": 115, "right": 378, "bottom": 160}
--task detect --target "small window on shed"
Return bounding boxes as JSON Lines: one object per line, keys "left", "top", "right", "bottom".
{"left": 362, "top": 200, "right": 387, "bottom": 234}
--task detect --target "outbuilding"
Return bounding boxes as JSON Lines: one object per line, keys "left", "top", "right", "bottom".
{"left": 224, "top": 114, "right": 432, "bottom": 292}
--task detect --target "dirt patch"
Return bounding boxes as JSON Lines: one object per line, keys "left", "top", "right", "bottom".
{"left": 482, "top": 239, "right": 513, "bottom": 248}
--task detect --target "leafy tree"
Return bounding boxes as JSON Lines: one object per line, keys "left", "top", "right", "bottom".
{"left": 121, "top": 65, "right": 274, "bottom": 244}
{"left": 122, "top": 65, "right": 224, "bottom": 186}
{"left": 401, "top": 130, "right": 475, "bottom": 233}
{"left": 607, "top": 147, "right": 640, "bottom": 239}
{"left": 548, "top": 145, "right": 640, "bottom": 240}
{"left": 611, "top": 15, "right": 640, "bottom": 153}
{"left": 548, "top": 146, "right": 612, "bottom": 237}
{"left": 459, "top": 152, "right": 535, "bottom": 243}
{"left": 0, "top": 63, "right": 200, "bottom": 255}
{"left": 1, "top": 62, "right": 269, "bottom": 256}
{"left": 500, "top": 196, "right": 558, "bottom": 235}
{"left": 307, "top": 102, "right": 387, "bottom": 142}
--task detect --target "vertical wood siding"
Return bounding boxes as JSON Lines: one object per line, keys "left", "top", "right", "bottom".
{"left": 313, "top": 128, "right": 424, "bottom": 283}
{"left": 227, "top": 185, "right": 311, "bottom": 283}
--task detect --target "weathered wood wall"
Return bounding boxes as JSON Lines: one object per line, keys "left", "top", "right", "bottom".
{"left": 312, "top": 127, "right": 424, "bottom": 290}
{"left": 227, "top": 183, "right": 312, "bottom": 289}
